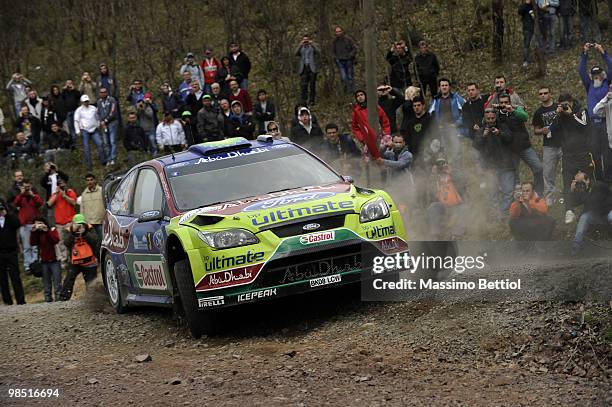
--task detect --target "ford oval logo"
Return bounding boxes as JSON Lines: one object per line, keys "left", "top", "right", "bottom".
{"left": 243, "top": 192, "right": 336, "bottom": 212}
{"left": 302, "top": 223, "right": 321, "bottom": 231}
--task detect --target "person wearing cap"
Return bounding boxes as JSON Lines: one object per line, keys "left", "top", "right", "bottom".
{"left": 290, "top": 106, "right": 324, "bottom": 149}
{"left": 578, "top": 43, "right": 612, "bottom": 180}
{"left": 0, "top": 201, "right": 26, "bottom": 305}
{"left": 74, "top": 93, "right": 107, "bottom": 170}
{"left": 156, "top": 111, "right": 187, "bottom": 153}
{"left": 58, "top": 213, "right": 100, "bottom": 301}
{"left": 180, "top": 110, "right": 198, "bottom": 146}
{"left": 200, "top": 48, "right": 221, "bottom": 94}
{"left": 197, "top": 94, "right": 225, "bottom": 142}
{"left": 136, "top": 91, "right": 159, "bottom": 155}
{"left": 97, "top": 86, "right": 119, "bottom": 166}
{"left": 180, "top": 52, "right": 205, "bottom": 89}
{"left": 225, "top": 101, "right": 255, "bottom": 140}
{"left": 47, "top": 175, "right": 77, "bottom": 267}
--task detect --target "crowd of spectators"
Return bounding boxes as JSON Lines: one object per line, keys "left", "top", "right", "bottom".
{"left": 1, "top": 9, "right": 611, "bottom": 304}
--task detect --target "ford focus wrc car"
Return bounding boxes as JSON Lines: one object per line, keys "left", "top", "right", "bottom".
{"left": 101, "top": 137, "right": 409, "bottom": 338}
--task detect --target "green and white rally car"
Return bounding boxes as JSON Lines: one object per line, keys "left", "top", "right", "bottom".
{"left": 101, "top": 136, "right": 409, "bottom": 337}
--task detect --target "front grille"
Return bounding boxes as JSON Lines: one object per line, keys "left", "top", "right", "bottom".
{"left": 269, "top": 213, "right": 347, "bottom": 238}
{"left": 251, "top": 243, "right": 363, "bottom": 288}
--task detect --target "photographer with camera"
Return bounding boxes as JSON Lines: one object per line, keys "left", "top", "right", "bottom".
{"left": 6, "top": 72, "right": 32, "bottom": 116}
{"left": 578, "top": 42, "right": 612, "bottom": 180}
{"left": 295, "top": 34, "right": 321, "bottom": 106}
{"left": 0, "top": 201, "right": 25, "bottom": 305}
{"left": 58, "top": 214, "right": 100, "bottom": 301}
{"left": 13, "top": 179, "right": 43, "bottom": 274}
{"left": 570, "top": 171, "right": 612, "bottom": 254}
{"left": 47, "top": 175, "right": 76, "bottom": 267}
{"left": 78, "top": 71, "right": 97, "bottom": 104}
{"left": 550, "top": 93, "right": 593, "bottom": 224}
{"left": 136, "top": 92, "right": 158, "bottom": 155}
{"left": 6, "top": 131, "right": 38, "bottom": 165}
{"left": 509, "top": 181, "right": 555, "bottom": 241}
{"left": 473, "top": 108, "right": 515, "bottom": 216}
{"left": 425, "top": 152, "right": 466, "bottom": 240}
{"left": 30, "top": 216, "right": 61, "bottom": 302}
{"left": 125, "top": 79, "right": 145, "bottom": 107}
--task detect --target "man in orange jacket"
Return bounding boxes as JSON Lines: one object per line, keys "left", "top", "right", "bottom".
{"left": 509, "top": 181, "right": 556, "bottom": 240}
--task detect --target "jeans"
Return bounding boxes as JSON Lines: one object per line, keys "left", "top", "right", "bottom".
{"left": 543, "top": 146, "right": 562, "bottom": 204}
{"left": 13, "top": 100, "right": 22, "bottom": 117}
{"left": 497, "top": 168, "right": 515, "bottom": 214}
{"left": 240, "top": 78, "right": 249, "bottom": 91}
{"left": 300, "top": 66, "right": 317, "bottom": 105}
{"left": 145, "top": 130, "right": 157, "bottom": 155}
{"left": 559, "top": 15, "right": 572, "bottom": 47}
{"left": 573, "top": 210, "right": 612, "bottom": 251}
{"left": 562, "top": 153, "right": 592, "bottom": 210}
{"left": 522, "top": 29, "right": 533, "bottom": 62}
{"left": 580, "top": 15, "right": 601, "bottom": 43}
{"left": 102, "top": 121, "right": 119, "bottom": 161}
{"left": 427, "top": 202, "right": 466, "bottom": 239}
{"left": 0, "top": 252, "right": 25, "bottom": 305}
{"left": 335, "top": 59, "right": 354, "bottom": 92}
{"left": 81, "top": 129, "right": 107, "bottom": 169}
{"left": 19, "top": 224, "right": 38, "bottom": 272}
{"left": 42, "top": 261, "right": 62, "bottom": 302}
{"left": 514, "top": 147, "right": 544, "bottom": 196}
{"left": 65, "top": 111, "right": 76, "bottom": 145}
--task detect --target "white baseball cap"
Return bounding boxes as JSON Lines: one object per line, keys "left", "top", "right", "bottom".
{"left": 80, "top": 94, "right": 90, "bottom": 102}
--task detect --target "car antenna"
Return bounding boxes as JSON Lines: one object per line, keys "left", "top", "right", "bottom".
{"left": 171, "top": 151, "right": 175, "bottom": 161}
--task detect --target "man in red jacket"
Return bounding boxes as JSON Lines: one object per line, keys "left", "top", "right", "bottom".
{"left": 47, "top": 176, "right": 77, "bottom": 267}
{"left": 228, "top": 80, "right": 253, "bottom": 114}
{"left": 13, "top": 179, "right": 43, "bottom": 273}
{"left": 200, "top": 48, "right": 221, "bottom": 95}
{"left": 30, "top": 216, "right": 61, "bottom": 302}
{"left": 351, "top": 89, "right": 390, "bottom": 160}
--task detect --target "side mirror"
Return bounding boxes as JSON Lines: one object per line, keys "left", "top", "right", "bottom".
{"left": 137, "top": 210, "right": 163, "bottom": 223}
{"left": 342, "top": 175, "right": 354, "bottom": 184}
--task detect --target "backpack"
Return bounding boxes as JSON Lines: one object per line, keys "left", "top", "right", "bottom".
{"left": 437, "top": 174, "right": 463, "bottom": 207}
{"left": 71, "top": 236, "right": 97, "bottom": 266}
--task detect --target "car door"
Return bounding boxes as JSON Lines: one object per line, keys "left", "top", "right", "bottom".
{"left": 125, "top": 167, "right": 173, "bottom": 298}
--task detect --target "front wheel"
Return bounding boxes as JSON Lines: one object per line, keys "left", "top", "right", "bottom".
{"left": 103, "top": 253, "right": 126, "bottom": 314}
{"left": 173, "top": 259, "right": 217, "bottom": 338}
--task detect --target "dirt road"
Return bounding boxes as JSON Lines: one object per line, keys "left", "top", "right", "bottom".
{"left": 0, "top": 257, "right": 610, "bottom": 406}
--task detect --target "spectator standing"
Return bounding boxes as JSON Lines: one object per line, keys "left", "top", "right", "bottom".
{"left": 160, "top": 82, "right": 184, "bottom": 119}
{"left": 578, "top": 0, "right": 601, "bottom": 43}
{"left": 13, "top": 179, "right": 43, "bottom": 273}
{"left": 402, "top": 96, "right": 432, "bottom": 158}
{"left": 228, "top": 80, "right": 253, "bottom": 114}
{"left": 97, "top": 87, "right": 119, "bottom": 166}
{"left": 156, "top": 111, "right": 187, "bottom": 153}
{"left": 351, "top": 90, "right": 389, "bottom": 159}
{"left": 332, "top": 26, "right": 357, "bottom": 94}
{"left": 558, "top": 0, "right": 574, "bottom": 49}
{"left": 414, "top": 40, "right": 440, "bottom": 99}
{"left": 5, "top": 170, "right": 25, "bottom": 215}
{"left": 96, "top": 63, "right": 120, "bottom": 99}
{"left": 24, "top": 89, "right": 43, "bottom": 120}
{"left": 49, "top": 85, "right": 66, "bottom": 127}
{"left": 536, "top": 0, "right": 558, "bottom": 53}
{"left": 180, "top": 111, "right": 198, "bottom": 146}
{"left": 550, "top": 93, "right": 593, "bottom": 224}
{"left": 593, "top": 84, "right": 612, "bottom": 179}
{"left": 126, "top": 79, "right": 145, "bottom": 107}
{"left": 79, "top": 173, "right": 105, "bottom": 239}
{"left": 185, "top": 81, "right": 205, "bottom": 115}
{"left": 78, "top": 72, "right": 97, "bottom": 104}
{"left": 30, "top": 216, "right": 61, "bottom": 302}
{"left": 518, "top": 0, "right": 536, "bottom": 66}
{"left": 6, "top": 72, "right": 32, "bottom": 116}
{"left": 58, "top": 214, "right": 99, "bottom": 301}
{"left": 578, "top": 43, "right": 612, "bottom": 180}
{"left": 428, "top": 78, "right": 465, "bottom": 166}
{"left": 136, "top": 92, "right": 159, "bottom": 155}
{"left": 399, "top": 86, "right": 422, "bottom": 136}
{"left": 74, "top": 94, "right": 107, "bottom": 170}
{"left": 253, "top": 89, "right": 276, "bottom": 135}
{"left": 124, "top": 111, "right": 147, "bottom": 166}
{"left": 386, "top": 40, "right": 412, "bottom": 92}
{"left": 180, "top": 52, "right": 205, "bottom": 87}
{"left": 533, "top": 86, "right": 561, "bottom": 205}
{"left": 40, "top": 162, "right": 68, "bottom": 226}
{"left": 197, "top": 95, "right": 225, "bottom": 142}
{"left": 61, "top": 79, "right": 81, "bottom": 145}
{"left": 496, "top": 93, "right": 544, "bottom": 196}
{"left": 509, "top": 181, "right": 555, "bottom": 241}
{"left": 462, "top": 82, "right": 486, "bottom": 139}
{"left": 217, "top": 56, "right": 243, "bottom": 96}
{"left": 484, "top": 75, "right": 525, "bottom": 109}
{"left": 0, "top": 201, "right": 26, "bottom": 305}
{"left": 178, "top": 71, "right": 194, "bottom": 102}
{"left": 225, "top": 101, "right": 256, "bottom": 140}
{"left": 377, "top": 85, "right": 405, "bottom": 134}
{"left": 47, "top": 175, "right": 77, "bottom": 267}
{"left": 296, "top": 34, "right": 321, "bottom": 106}
{"left": 228, "top": 43, "right": 252, "bottom": 90}
{"left": 200, "top": 48, "right": 221, "bottom": 94}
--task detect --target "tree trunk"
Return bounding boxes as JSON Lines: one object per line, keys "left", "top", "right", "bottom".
{"left": 491, "top": 0, "right": 504, "bottom": 65}
{"left": 363, "top": 0, "right": 378, "bottom": 134}
{"left": 317, "top": 0, "right": 335, "bottom": 95}
{"left": 532, "top": 4, "right": 546, "bottom": 78}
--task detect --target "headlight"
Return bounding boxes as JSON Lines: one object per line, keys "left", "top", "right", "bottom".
{"left": 198, "top": 229, "right": 259, "bottom": 249}
{"left": 359, "top": 197, "right": 390, "bottom": 223}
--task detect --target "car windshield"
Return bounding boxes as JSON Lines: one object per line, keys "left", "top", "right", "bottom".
{"left": 165, "top": 145, "right": 342, "bottom": 211}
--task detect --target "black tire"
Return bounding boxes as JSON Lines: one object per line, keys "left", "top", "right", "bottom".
{"left": 103, "top": 252, "right": 127, "bottom": 314}
{"left": 173, "top": 259, "right": 217, "bottom": 338}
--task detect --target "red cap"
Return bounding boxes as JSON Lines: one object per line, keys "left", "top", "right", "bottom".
{"left": 144, "top": 92, "right": 153, "bottom": 99}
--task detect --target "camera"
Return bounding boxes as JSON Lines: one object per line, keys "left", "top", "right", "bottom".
{"left": 435, "top": 158, "right": 447, "bottom": 167}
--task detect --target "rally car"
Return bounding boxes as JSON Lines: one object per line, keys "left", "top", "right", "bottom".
{"left": 101, "top": 136, "right": 409, "bottom": 338}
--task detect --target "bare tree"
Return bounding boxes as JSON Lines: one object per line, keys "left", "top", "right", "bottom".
{"left": 491, "top": 0, "right": 504, "bottom": 65}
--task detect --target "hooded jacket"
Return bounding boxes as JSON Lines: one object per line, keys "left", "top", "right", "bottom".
{"left": 351, "top": 91, "right": 390, "bottom": 159}
{"left": 226, "top": 101, "right": 255, "bottom": 140}
{"left": 290, "top": 107, "right": 324, "bottom": 147}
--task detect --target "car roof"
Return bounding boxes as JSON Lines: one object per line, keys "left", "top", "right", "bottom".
{"left": 153, "top": 136, "right": 293, "bottom": 168}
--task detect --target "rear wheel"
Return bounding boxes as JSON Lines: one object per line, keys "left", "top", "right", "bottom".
{"left": 103, "top": 253, "right": 126, "bottom": 314}
{"left": 173, "top": 259, "right": 217, "bottom": 338}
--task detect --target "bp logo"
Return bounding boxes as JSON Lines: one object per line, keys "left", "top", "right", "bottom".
{"left": 242, "top": 192, "right": 336, "bottom": 212}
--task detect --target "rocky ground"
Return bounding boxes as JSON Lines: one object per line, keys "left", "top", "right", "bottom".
{"left": 0, "top": 257, "right": 610, "bottom": 406}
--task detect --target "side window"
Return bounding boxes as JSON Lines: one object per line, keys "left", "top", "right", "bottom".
{"left": 132, "top": 168, "right": 163, "bottom": 215}
{"left": 109, "top": 171, "right": 137, "bottom": 216}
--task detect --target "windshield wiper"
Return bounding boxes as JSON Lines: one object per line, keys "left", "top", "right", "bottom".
{"left": 265, "top": 187, "right": 303, "bottom": 194}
